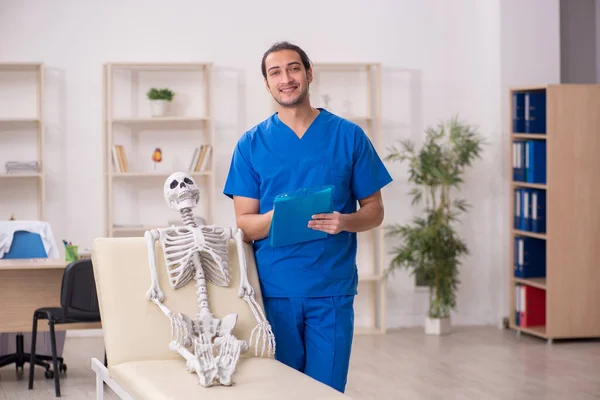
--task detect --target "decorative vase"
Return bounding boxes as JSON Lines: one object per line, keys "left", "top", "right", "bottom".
{"left": 425, "top": 316, "right": 451, "bottom": 335}
{"left": 150, "top": 99, "right": 169, "bottom": 117}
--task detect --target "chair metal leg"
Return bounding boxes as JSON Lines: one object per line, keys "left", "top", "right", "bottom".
{"left": 29, "top": 314, "right": 38, "bottom": 389}
{"left": 48, "top": 321, "right": 61, "bottom": 397}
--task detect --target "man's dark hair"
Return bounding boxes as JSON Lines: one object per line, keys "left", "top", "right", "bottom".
{"left": 261, "top": 41, "right": 312, "bottom": 79}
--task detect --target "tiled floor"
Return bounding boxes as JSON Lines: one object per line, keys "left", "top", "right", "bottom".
{"left": 1, "top": 326, "right": 599, "bottom": 399}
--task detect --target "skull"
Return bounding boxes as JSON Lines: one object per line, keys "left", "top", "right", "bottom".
{"left": 164, "top": 172, "right": 200, "bottom": 211}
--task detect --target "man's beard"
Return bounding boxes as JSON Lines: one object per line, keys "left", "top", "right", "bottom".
{"left": 273, "top": 84, "right": 309, "bottom": 108}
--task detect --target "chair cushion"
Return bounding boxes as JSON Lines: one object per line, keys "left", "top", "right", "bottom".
{"left": 109, "top": 357, "right": 350, "bottom": 399}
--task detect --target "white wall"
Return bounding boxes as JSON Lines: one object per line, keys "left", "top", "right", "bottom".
{"left": 0, "top": 0, "right": 561, "bottom": 329}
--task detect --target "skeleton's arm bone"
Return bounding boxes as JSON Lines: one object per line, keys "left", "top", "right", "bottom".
{"left": 145, "top": 229, "right": 164, "bottom": 301}
{"left": 230, "top": 227, "right": 276, "bottom": 357}
{"left": 230, "top": 228, "right": 253, "bottom": 298}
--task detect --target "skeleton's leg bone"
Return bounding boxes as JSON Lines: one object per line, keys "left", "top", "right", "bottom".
{"left": 145, "top": 229, "right": 164, "bottom": 302}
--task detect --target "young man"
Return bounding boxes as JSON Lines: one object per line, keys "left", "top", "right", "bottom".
{"left": 223, "top": 41, "right": 392, "bottom": 393}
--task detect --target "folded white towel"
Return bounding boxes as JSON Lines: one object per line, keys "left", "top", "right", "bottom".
{"left": 0, "top": 220, "right": 60, "bottom": 259}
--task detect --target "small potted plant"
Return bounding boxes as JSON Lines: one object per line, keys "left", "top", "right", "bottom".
{"left": 146, "top": 88, "right": 175, "bottom": 117}
{"left": 383, "top": 116, "right": 485, "bottom": 335}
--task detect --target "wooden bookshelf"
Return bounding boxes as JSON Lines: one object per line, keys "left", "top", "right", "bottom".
{"left": 509, "top": 84, "right": 600, "bottom": 343}
{"left": 0, "top": 63, "right": 45, "bottom": 220}
{"left": 103, "top": 62, "right": 214, "bottom": 237}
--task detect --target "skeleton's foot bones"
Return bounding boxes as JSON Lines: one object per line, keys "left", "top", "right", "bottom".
{"left": 215, "top": 334, "right": 246, "bottom": 386}
{"left": 188, "top": 333, "right": 219, "bottom": 387}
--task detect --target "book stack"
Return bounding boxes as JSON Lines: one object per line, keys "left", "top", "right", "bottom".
{"left": 111, "top": 145, "right": 129, "bottom": 173}
{"left": 512, "top": 90, "right": 546, "bottom": 134}
{"left": 514, "top": 283, "right": 546, "bottom": 327}
{"left": 513, "top": 187, "right": 546, "bottom": 234}
{"left": 512, "top": 139, "right": 546, "bottom": 184}
{"left": 188, "top": 145, "right": 212, "bottom": 172}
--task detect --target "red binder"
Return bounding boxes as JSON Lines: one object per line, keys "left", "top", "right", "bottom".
{"left": 519, "top": 285, "right": 546, "bottom": 327}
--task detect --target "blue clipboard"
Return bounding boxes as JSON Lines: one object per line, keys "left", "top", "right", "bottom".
{"left": 269, "top": 185, "right": 335, "bottom": 248}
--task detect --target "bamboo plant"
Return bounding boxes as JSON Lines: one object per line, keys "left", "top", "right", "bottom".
{"left": 384, "top": 116, "right": 485, "bottom": 319}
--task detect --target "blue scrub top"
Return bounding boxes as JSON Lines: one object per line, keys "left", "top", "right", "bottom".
{"left": 223, "top": 108, "right": 392, "bottom": 298}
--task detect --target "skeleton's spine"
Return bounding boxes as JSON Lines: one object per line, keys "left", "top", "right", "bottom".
{"left": 180, "top": 208, "right": 196, "bottom": 227}
{"left": 193, "top": 254, "right": 211, "bottom": 316}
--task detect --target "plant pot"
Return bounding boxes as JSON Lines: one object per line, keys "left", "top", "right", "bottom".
{"left": 425, "top": 316, "right": 451, "bottom": 335}
{"left": 150, "top": 99, "right": 169, "bottom": 117}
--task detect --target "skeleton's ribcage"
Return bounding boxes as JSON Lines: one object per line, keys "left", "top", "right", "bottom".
{"left": 158, "top": 226, "right": 230, "bottom": 289}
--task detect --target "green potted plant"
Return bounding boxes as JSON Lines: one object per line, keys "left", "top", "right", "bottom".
{"left": 383, "top": 116, "right": 485, "bottom": 335}
{"left": 146, "top": 88, "right": 175, "bottom": 117}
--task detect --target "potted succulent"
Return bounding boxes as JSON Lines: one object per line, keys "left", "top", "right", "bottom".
{"left": 383, "top": 116, "right": 485, "bottom": 335}
{"left": 146, "top": 88, "right": 175, "bottom": 117}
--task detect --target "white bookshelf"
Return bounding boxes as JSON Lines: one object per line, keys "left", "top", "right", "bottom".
{"left": 103, "top": 63, "right": 214, "bottom": 237}
{"left": 0, "top": 63, "right": 45, "bottom": 220}
{"left": 271, "top": 62, "right": 386, "bottom": 334}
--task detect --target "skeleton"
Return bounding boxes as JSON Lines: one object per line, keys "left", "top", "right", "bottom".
{"left": 144, "top": 172, "right": 275, "bottom": 387}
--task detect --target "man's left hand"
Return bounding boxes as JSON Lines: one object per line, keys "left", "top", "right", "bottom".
{"left": 308, "top": 212, "right": 346, "bottom": 234}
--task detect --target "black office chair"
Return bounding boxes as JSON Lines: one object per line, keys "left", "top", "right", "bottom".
{"left": 28, "top": 258, "right": 102, "bottom": 397}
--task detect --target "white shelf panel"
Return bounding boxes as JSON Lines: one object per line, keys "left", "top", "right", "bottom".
{"left": 107, "top": 62, "right": 211, "bottom": 71}
{"left": 0, "top": 173, "right": 41, "bottom": 179}
{"left": 111, "top": 116, "right": 208, "bottom": 123}
{"left": 0, "top": 63, "right": 42, "bottom": 71}
{"left": 111, "top": 172, "right": 211, "bottom": 178}
{"left": 0, "top": 118, "right": 39, "bottom": 123}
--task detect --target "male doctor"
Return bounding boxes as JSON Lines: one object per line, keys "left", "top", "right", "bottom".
{"left": 223, "top": 41, "right": 392, "bottom": 393}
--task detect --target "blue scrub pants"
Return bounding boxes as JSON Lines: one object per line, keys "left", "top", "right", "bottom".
{"left": 263, "top": 295, "right": 355, "bottom": 393}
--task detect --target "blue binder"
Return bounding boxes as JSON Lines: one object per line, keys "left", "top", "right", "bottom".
{"left": 512, "top": 92, "right": 525, "bottom": 133}
{"left": 513, "top": 141, "right": 526, "bottom": 182}
{"left": 514, "top": 236, "right": 546, "bottom": 278}
{"left": 530, "top": 189, "right": 546, "bottom": 233}
{"left": 514, "top": 188, "right": 522, "bottom": 229}
{"left": 524, "top": 91, "right": 546, "bottom": 134}
{"left": 269, "top": 185, "right": 335, "bottom": 248}
{"left": 519, "top": 188, "right": 531, "bottom": 232}
{"left": 525, "top": 140, "right": 546, "bottom": 184}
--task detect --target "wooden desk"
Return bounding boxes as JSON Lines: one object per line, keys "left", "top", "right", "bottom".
{"left": 0, "top": 258, "right": 102, "bottom": 333}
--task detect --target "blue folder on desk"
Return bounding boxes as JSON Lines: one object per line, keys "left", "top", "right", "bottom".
{"left": 269, "top": 185, "right": 335, "bottom": 248}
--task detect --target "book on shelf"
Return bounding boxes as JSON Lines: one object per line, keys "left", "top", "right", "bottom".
{"left": 514, "top": 236, "right": 546, "bottom": 278}
{"left": 512, "top": 139, "right": 546, "bottom": 184}
{"left": 188, "top": 145, "right": 212, "bottom": 172}
{"left": 112, "top": 145, "right": 129, "bottom": 173}
{"left": 514, "top": 283, "right": 546, "bottom": 328}
{"left": 514, "top": 188, "right": 546, "bottom": 233}
{"left": 512, "top": 90, "right": 546, "bottom": 134}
